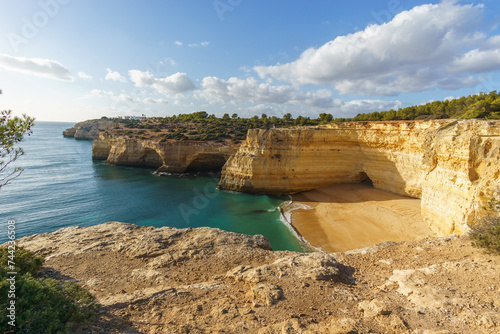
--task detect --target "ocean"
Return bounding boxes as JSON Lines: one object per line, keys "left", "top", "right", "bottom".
{"left": 0, "top": 122, "right": 307, "bottom": 252}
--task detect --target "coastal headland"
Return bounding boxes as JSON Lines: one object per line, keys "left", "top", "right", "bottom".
{"left": 64, "top": 118, "right": 500, "bottom": 249}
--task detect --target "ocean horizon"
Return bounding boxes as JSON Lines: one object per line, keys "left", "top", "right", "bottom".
{"left": 0, "top": 121, "right": 308, "bottom": 252}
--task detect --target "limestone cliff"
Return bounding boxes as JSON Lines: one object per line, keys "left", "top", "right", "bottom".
{"left": 93, "top": 133, "right": 238, "bottom": 173}
{"left": 63, "top": 119, "right": 121, "bottom": 140}
{"left": 218, "top": 120, "right": 500, "bottom": 235}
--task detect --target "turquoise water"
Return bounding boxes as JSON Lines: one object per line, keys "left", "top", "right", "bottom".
{"left": 0, "top": 122, "right": 307, "bottom": 252}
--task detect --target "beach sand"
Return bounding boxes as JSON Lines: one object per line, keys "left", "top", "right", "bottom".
{"left": 288, "top": 183, "right": 435, "bottom": 252}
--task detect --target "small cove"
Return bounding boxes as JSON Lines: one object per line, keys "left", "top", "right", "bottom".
{"left": 0, "top": 122, "right": 307, "bottom": 252}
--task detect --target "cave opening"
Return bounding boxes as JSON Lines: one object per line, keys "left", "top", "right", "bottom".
{"left": 142, "top": 148, "right": 163, "bottom": 167}
{"left": 359, "top": 172, "right": 374, "bottom": 187}
{"left": 184, "top": 153, "right": 227, "bottom": 173}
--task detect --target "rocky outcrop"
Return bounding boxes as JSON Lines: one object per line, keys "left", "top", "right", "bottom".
{"left": 63, "top": 119, "right": 121, "bottom": 140}
{"left": 219, "top": 120, "right": 500, "bottom": 235}
{"left": 93, "top": 133, "right": 238, "bottom": 173}
{"left": 14, "top": 222, "right": 500, "bottom": 333}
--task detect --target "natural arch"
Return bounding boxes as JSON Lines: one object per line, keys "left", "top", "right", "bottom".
{"left": 142, "top": 148, "right": 163, "bottom": 167}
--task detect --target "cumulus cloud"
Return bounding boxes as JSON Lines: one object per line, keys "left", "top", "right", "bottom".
{"left": 196, "top": 76, "right": 343, "bottom": 108}
{"left": 129, "top": 70, "right": 196, "bottom": 95}
{"left": 254, "top": 1, "right": 499, "bottom": 96}
{"left": 340, "top": 99, "right": 402, "bottom": 116}
{"left": 105, "top": 68, "right": 127, "bottom": 82}
{"left": 0, "top": 53, "right": 73, "bottom": 81}
{"left": 86, "top": 89, "right": 132, "bottom": 102}
{"left": 174, "top": 41, "right": 183, "bottom": 46}
{"left": 77, "top": 72, "right": 93, "bottom": 79}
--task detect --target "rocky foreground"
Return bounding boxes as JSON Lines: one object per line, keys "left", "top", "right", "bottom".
{"left": 17, "top": 222, "right": 499, "bottom": 333}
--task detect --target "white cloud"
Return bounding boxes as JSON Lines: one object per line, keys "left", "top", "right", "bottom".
{"left": 450, "top": 48, "right": 500, "bottom": 74}
{"left": 340, "top": 99, "right": 402, "bottom": 116}
{"left": 105, "top": 68, "right": 127, "bottom": 83}
{"left": 143, "top": 97, "right": 168, "bottom": 104}
{"left": 188, "top": 41, "right": 210, "bottom": 47}
{"left": 85, "top": 89, "right": 132, "bottom": 103}
{"left": 0, "top": 53, "right": 73, "bottom": 81}
{"left": 129, "top": 70, "right": 196, "bottom": 94}
{"left": 174, "top": 41, "right": 183, "bottom": 46}
{"left": 254, "top": 1, "right": 499, "bottom": 96}
{"left": 87, "top": 89, "right": 113, "bottom": 98}
{"left": 77, "top": 72, "right": 93, "bottom": 79}
{"left": 164, "top": 58, "right": 176, "bottom": 66}
{"left": 196, "top": 76, "right": 343, "bottom": 109}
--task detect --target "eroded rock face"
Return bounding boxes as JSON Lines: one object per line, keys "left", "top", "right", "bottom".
{"left": 92, "top": 133, "right": 238, "bottom": 173}
{"left": 218, "top": 120, "right": 500, "bottom": 235}
{"left": 63, "top": 119, "right": 121, "bottom": 140}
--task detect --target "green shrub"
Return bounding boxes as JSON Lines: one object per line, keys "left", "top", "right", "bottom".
{"left": 0, "top": 247, "right": 44, "bottom": 277}
{"left": 0, "top": 247, "right": 99, "bottom": 333}
{"left": 471, "top": 198, "right": 500, "bottom": 255}
{"left": 471, "top": 220, "right": 500, "bottom": 255}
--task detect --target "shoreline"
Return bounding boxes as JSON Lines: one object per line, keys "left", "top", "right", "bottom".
{"left": 278, "top": 199, "right": 319, "bottom": 253}
{"left": 286, "top": 183, "right": 436, "bottom": 253}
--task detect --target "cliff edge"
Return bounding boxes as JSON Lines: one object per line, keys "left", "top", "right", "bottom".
{"left": 218, "top": 120, "right": 500, "bottom": 236}
{"left": 15, "top": 222, "right": 500, "bottom": 333}
{"left": 63, "top": 119, "right": 122, "bottom": 140}
{"left": 92, "top": 132, "right": 238, "bottom": 173}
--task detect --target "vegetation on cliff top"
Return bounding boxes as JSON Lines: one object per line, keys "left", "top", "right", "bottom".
{"left": 336, "top": 90, "right": 500, "bottom": 122}
{"left": 0, "top": 247, "right": 99, "bottom": 333}
{"left": 104, "top": 111, "right": 334, "bottom": 143}
{"left": 101, "top": 90, "right": 500, "bottom": 142}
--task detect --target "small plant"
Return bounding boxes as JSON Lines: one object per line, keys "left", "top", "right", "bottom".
{"left": 0, "top": 247, "right": 44, "bottom": 277}
{"left": 471, "top": 197, "right": 500, "bottom": 255}
{"left": 0, "top": 247, "right": 99, "bottom": 333}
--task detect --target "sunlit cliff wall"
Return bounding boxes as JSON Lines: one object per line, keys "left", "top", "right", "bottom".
{"left": 218, "top": 120, "right": 500, "bottom": 235}
{"left": 92, "top": 133, "right": 237, "bottom": 173}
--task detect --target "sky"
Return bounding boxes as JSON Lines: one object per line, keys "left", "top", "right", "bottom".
{"left": 0, "top": 0, "right": 500, "bottom": 122}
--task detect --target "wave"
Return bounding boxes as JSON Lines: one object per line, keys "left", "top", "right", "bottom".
{"left": 277, "top": 196, "right": 321, "bottom": 252}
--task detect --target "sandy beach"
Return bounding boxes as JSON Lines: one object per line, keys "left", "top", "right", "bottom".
{"left": 288, "top": 183, "right": 435, "bottom": 252}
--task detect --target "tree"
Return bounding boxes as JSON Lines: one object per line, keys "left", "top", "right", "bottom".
{"left": 0, "top": 91, "right": 35, "bottom": 189}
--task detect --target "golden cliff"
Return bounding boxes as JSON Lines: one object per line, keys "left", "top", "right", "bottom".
{"left": 63, "top": 119, "right": 121, "bottom": 140}
{"left": 92, "top": 133, "right": 238, "bottom": 173}
{"left": 218, "top": 120, "right": 500, "bottom": 236}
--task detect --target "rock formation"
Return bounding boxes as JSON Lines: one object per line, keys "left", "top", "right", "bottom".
{"left": 93, "top": 132, "right": 238, "bottom": 173}
{"left": 63, "top": 119, "right": 122, "bottom": 140}
{"left": 15, "top": 222, "right": 500, "bottom": 333}
{"left": 218, "top": 120, "right": 500, "bottom": 235}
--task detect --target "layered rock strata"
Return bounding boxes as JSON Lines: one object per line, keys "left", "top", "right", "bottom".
{"left": 218, "top": 120, "right": 500, "bottom": 235}
{"left": 93, "top": 133, "right": 238, "bottom": 173}
{"left": 63, "top": 119, "right": 121, "bottom": 140}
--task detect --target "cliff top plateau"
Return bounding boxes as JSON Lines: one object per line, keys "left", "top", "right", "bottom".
{"left": 14, "top": 222, "right": 500, "bottom": 333}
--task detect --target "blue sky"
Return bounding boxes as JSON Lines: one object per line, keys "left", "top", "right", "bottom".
{"left": 0, "top": 0, "right": 500, "bottom": 122}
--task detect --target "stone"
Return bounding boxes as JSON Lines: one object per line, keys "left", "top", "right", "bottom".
{"left": 358, "top": 299, "right": 391, "bottom": 317}
{"left": 226, "top": 253, "right": 340, "bottom": 283}
{"left": 249, "top": 283, "right": 283, "bottom": 306}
